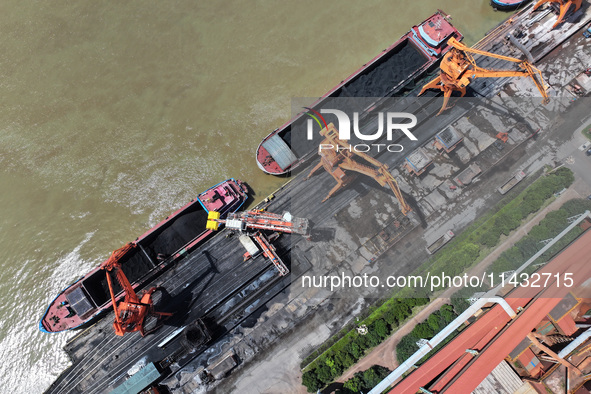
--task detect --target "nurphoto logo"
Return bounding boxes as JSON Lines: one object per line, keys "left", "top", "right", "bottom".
{"left": 304, "top": 107, "right": 418, "bottom": 153}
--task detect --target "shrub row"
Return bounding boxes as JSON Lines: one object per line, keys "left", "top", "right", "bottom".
{"left": 478, "top": 167, "right": 574, "bottom": 248}
{"left": 451, "top": 198, "right": 591, "bottom": 315}
{"left": 393, "top": 172, "right": 578, "bottom": 365}
{"left": 427, "top": 167, "right": 574, "bottom": 282}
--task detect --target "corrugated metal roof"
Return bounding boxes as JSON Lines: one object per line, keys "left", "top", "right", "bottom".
{"left": 262, "top": 135, "right": 297, "bottom": 171}
{"left": 405, "top": 148, "right": 431, "bottom": 171}
{"left": 509, "top": 337, "right": 532, "bottom": 360}
{"left": 472, "top": 361, "right": 524, "bottom": 394}
{"left": 436, "top": 126, "right": 462, "bottom": 149}
{"left": 110, "top": 362, "right": 160, "bottom": 394}
{"left": 548, "top": 293, "right": 579, "bottom": 322}
{"left": 556, "top": 314, "right": 578, "bottom": 336}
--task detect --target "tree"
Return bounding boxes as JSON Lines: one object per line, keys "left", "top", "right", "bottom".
{"left": 452, "top": 243, "right": 481, "bottom": 271}
{"left": 362, "top": 367, "right": 379, "bottom": 389}
{"left": 491, "top": 255, "right": 512, "bottom": 274}
{"left": 354, "top": 333, "right": 370, "bottom": 351}
{"left": 316, "top": 363, "right": 334, "bottom": 384}
{"left": 451, "top": 296, "right": 470, "bottom": 314}
{"left": 495, "top": 213, "right": 520, "bottom": 236}
{"left": 412, "top": 322, "right": 434, "bottom": 339}
{"left": 363, "top": 365, "right": 391, "bottom": 388}
{"left": 390, "top": 302, "right": 412, "bottom": 324}
{"left": 335, "top": 347, "right": 355, "bottom": 370}
{"left": 418, "top": 297, "right": 430, "bottom": 306}
{"left": 342, "top": 366, "right": 391, "bottom": 394}
{"left": 325, "top": 355, "right": 343, "bottom": 377}
{"left": 480, "top": 228, "right": 500, "bottom": 248}
{"left": 397, "top": 335, "right": 419, "bottom": 363}
{"left": 543, "top": 210, "right": 568, "bottom": 235}
{"left": 439, "top": 304, "right": 456, "bottom": 324}
{"left": 350, "top": 341, "right": 363, "bottom": 359}
{"left": 427, "top": 313, "right": 441, "bottom": 331}
{"left": 372, "top": 319, "right": 390, "bottom": 339}
{"left": 342, "top": 374, "right": 362, "bottom": 393}
{"left": 528, "top": 224, "right": 551, "bottom": 242}
{"left": 554, "top": 167, "right": 574, "bottom": 187}
{"left": 504, "top": 246, "right": 524, "bottom": 267}
{"left": 302, "top": 370, "right": 323, "bottom": 392}
{"left": 519, "top": 197, "right": 543, "bottom": 216}
{"left": 383, "top": 309, "right": 398, "bottom": 326}
{"left": 515, "top": 237, "right": 541, "bottom": 258}
{"left": 562, "top": 199, "right": 591, "bottom": 216}
{"left": 366, "top": 330, "right": 382, "bottom": 347}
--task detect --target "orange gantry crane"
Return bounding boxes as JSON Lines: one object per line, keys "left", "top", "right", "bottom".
{"left": 306, "top": 123, "right": 411, "bottom": 216}
{"left": 533, "top": 0, "right": 582, "bottom": 29}
{"left": 419, "top": 37, "right": 550, "bottom": 115}
{"left": 101, "top": 243, "right": 172, "bottom": 336}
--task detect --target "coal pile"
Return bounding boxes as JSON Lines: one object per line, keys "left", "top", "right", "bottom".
{"left": 336, "top": 41, "right": 426, "bottom": 98}
{"left": 145, "top": 207, "right": 208, "bottom": 260}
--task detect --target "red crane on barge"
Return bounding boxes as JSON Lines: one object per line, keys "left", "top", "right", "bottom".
{"left": 101, "top": 243, "right": 172, "bottom": 336}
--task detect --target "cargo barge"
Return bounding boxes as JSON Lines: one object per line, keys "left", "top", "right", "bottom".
{"left": 39, "top": 179, "right": 248, "bottom": 333}
{"left": 256, "top": 10, "right": 463, "bottom": 175}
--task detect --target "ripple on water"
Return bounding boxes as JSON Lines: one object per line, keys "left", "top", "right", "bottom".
{"left": 0, "top": 232, "right": 96, "bottom": 393}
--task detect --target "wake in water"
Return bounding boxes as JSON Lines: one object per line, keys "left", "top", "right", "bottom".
{"left": 0, "top": 232, "right": 96, "bottom": 393}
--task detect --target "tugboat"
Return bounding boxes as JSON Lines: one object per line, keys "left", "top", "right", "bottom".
{"left": 39, "top": 179, "right": 248, "bottom": 333}
{"left": 255, "top": 10, "right": 463, "bottom": 176}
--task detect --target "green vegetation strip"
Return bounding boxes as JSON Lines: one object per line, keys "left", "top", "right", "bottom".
{"left": 583, "top": 124, "right": 591, "bottom": 141}
{"left": 301, "top": 168, "right": 575, "bottom": 393}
